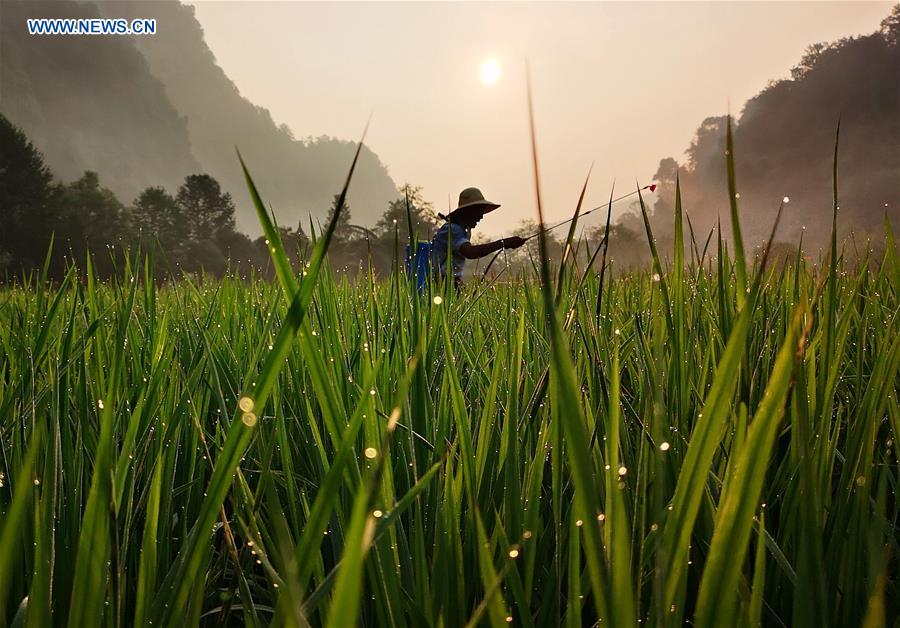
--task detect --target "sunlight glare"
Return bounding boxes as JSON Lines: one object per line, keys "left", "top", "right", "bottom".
{"left": 481, "top": 59, "right": 501, "bottom": 85}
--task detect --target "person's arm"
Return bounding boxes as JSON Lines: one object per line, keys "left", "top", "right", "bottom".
{"left": 458, "top": 236, "right": 526, "bottom": 259}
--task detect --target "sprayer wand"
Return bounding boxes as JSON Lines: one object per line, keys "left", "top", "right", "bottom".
{"left": 523, "top": 184, "right": 656, "bottom": 241}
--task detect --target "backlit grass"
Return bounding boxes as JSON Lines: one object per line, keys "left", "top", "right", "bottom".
{"left": 0, "top": 130, "right": 898, "bottom": 627}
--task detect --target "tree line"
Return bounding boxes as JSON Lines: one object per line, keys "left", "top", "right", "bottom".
{"left": 2, "top": 110, "right": 660, "bottom": 283}
{"left": 2, "top": 109, "right": 248, "bottom": 280}
{"left": 1, "top": 109, "right": 440, "bottom": 282}
{"left": 647, "top": 7, "right": 899, "bottom": 249}
{"left": 0, "top": 113, "right": 494, "bottom": 281}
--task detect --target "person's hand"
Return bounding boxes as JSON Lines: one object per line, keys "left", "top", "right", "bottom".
{"left": 502, "top": 236, "right": 526, "bottom": 249}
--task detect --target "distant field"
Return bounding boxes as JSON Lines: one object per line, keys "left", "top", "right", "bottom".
{"left": 1, "top": 144, "right": 898, "bottom": 626}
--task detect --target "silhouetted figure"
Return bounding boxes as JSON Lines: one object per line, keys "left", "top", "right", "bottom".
{"left": 431, "top": 187, "right": 525, "bottom": 288}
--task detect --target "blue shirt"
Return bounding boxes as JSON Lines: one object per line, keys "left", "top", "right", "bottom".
{"left": 430, "top": 222, "right": 471, "bottom": 279}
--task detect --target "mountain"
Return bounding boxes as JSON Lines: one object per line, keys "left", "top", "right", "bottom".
{"left": 647, "top": 7, "right": 900, "bottom": 248}
{"left": 0, "top": 1, "right": 200, "bottom": 200}
{"left": 92, "top": 0, "right": 399, "bottom": 234}
{"left": 0, "top": 0, "right": 399, "bottom": 235}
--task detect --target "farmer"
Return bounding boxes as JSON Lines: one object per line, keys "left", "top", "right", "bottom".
{"left": 431, "top": 187, "right": 526, "bottom": 287}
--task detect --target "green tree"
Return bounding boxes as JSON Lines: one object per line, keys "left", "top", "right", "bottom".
{"left": 323, "top": 195, "right": 379, "bottom": 276}
{"left": 325, "top": 194, "right": 355, "bottom": 242}
{"left": 132, "top": 186, "right": 188, "bottom": 250}
{"left": 881, "top": 4, "right": 900, "bottom": 44}
{"left": 505, "top": 219, "right": 561, "bottom": 269}
{"left": 0, "top": 113, "right": 57, "bottom": 273}
{"left": 650, "top": 11, "right": 900, "bottom": 246}
{"left": 175, "top": 174, "right": 236, "bottom": 242}
{"left": 57, "top": 172, "right": 127, "bottom": 241}
{"left": 791, "top": 43, "right": 829, "bottom": 80}
{"left": 374, "top": 184, "right": 438, "bottom": 242}
{"left": 278, "top": 224, "right": 309, "bottom": 266}
{"left": 55, "top": 171, "right": 131, "bottom": 275}
{"left": 587, "top": 222, "right": 649, "bottom": 271}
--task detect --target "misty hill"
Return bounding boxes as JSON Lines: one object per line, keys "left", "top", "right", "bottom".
{"left": 0, "top": 1, "right": 201, "bottom": 200}
{"left": 0, "top": 0, "right": 399, "bottom": 235}
{"left": 647, "top": 8, "right": 900, "bottom": 249}
{"left": 93, "top": 0, "right": 399, "bottom": 234}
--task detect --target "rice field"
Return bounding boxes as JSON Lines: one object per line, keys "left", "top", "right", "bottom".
{"left": 1, "top": 126, "right": 899, "bottom": 627}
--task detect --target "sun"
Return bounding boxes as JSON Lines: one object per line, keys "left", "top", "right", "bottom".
{"left": 481, "top": 59, "right": 501, "bottom": 86}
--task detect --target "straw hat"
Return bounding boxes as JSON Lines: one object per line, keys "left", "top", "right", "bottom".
{"left": 457, "top": 187, "right": 500, "bottom": 212}
{"left": 442, "top": 187, "right": 501, "bottom": 221}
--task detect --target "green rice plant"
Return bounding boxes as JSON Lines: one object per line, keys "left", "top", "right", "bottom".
{"left": 0, "top": 118, "right": 897, "bottom": 628}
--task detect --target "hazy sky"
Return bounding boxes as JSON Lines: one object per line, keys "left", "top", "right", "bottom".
{"left": 186, "top": 1, "right": 893, "bottom": 233}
